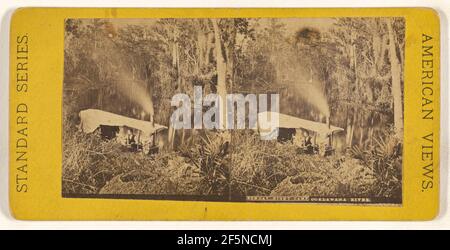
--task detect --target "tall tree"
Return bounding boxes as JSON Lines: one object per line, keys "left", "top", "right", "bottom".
{"left": 211, "top": 19, "right": 228, "bottom": 129}
{"left": 386, "top": 19, "right": 403, "bottom": 137}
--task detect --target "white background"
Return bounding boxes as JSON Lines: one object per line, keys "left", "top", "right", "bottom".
{"left": 0, "top": 0, "right": 448, "bottom": 230}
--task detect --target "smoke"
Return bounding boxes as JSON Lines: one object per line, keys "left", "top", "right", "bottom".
{"left": 115, "top": 71, "right": 154, "bottom": 117}
{"left": 87, "top": 24, "right": 155, "bottom": 118}
{"left": 294, "top": 83, "right": 330, "bottom": 118}
{"left": 107, "top": 47, "right": 154, "bottom": 118}
{"left": 278, "top": 61, "right": 330, "bottom": 118}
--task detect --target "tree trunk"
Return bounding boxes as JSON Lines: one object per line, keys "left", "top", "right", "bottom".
{"left": 168, "top": 30, "right": 179, "bottom": 149}
{"left": 197, "top": 33, "right": 204, "bottom": 72}
{"left": 387, "top": 19, "right": 403, "bottom": 138}
{"left": 359, "top": 125, "right": 364, "bottom": 147}
{"left": 368, "top": 114, "right": 374, "bottom": 147}
{"left": 225, "top": 20, "right": 236, "bottom": 92}
{"left": 346, "top": 107, "right": 353, "bottom": 147}
{"left": 204, "top": 33, "right": 212, "bottom": 67}
{"left": 196, "top": 20, "right": 205, "bottom": 71}
{"left": 225, "top": 45, "right": 234, "bottom": 91}
{"left": 211, "top": 19, "right": 227, "bottom": 129}
{"left": 349, "top": 117, "right": 355, "bottom": 147}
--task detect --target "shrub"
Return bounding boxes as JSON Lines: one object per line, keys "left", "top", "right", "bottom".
{"left": 350, "top": 131, "right": 402, "bottom": 199}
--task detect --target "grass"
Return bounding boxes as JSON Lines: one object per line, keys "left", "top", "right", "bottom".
{"left": 62, "top": 121, "right": 202, "bottom": 196}
{"left": 62, "top": 120, "right": 401, "bottom": 202}
{"left": 230, "top": 130, "right": 381, "bottom": 198}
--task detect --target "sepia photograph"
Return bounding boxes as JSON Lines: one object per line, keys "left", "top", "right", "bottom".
{"left": 62, "top": 17, "right": 404, "bottom": 204}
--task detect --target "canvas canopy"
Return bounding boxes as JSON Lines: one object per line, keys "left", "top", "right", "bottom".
{"left": 79, "top": 109, "right": 166, "bottom": 136}
{"left": 257, "top": 111, "right": 344, "bottom": 135}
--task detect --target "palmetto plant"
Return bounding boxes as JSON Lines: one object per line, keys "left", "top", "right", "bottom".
{"left": 180, "top": 132, "right": 231, "bottom": 196}
{"left": 350, "top": 131, "right": 402, "bottom": 198}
